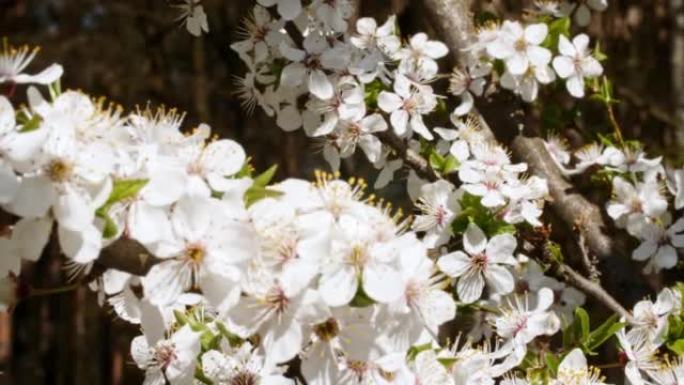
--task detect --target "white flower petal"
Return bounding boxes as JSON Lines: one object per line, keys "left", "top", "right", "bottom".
{"left": 437, "top": 251, "right": 471, "bottom": 278}
{"left": 463, "top": 223, "right": 487, "bottom": 255}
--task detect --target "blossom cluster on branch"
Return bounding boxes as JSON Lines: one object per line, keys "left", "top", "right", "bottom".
{"left": 0, "top": 0, "right": 683, "bottom": 384}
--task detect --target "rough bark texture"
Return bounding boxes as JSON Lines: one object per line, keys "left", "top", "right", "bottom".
{"left": 510, "top": 137, "right": 624, "bottom": 260}
{"left": 377, "top": 131, "right": 439, "bottom": 182}
{"left": 421, "top": 0, "right": 647, "bottom": 315}
{"left": 96, "top": 239, "right": 160, "bottom": 276}
{"left": 422, "top": 0, "right": 626, "bottom": 263}
{"left": 672, "top": 0, "right": 684, "bottom": 147}
{"left": 421, "top": 0, "right": 475, "bottom": 68}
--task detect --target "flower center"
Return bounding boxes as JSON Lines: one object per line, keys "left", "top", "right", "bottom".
{"left": 630, "top": 198, "right": 643, "bottom": 213}
{"left": 347, "top": 360, "right": 369, "bottom": 380}
{"left": 405, "top": 280, "right": 423, "bottom": 307}
{"left": 229, "top": 371, "right": 259, "bottom": 385}
{"left": 306, "top": 54, "right": 322, "bottom": 69}
{"left": 402, "top": 97, "right": 417, "bottom": 113}
{"left": 277, "top": 238, "right": 297, "bottom": 264}
{"left": 185, "top": 244, "right": 205, "bottom": 264}
{"left": 349, "top": 244, "right": 368, "bottom": 268}
{"left": 266, "top": 286, "right": 289, "bottom": 314}
{"left": 484, "top": 180, "right": 500, "bottom": 191}
{"left": 348, "top": 122, "right": 362, "bottom": 139}
{"left": 47, "top": 160, "right": 73, "bottom": 182}
{"left": 434, "top": 205, "right": 449, "bottom": 227}
{"left": 313, "top": 318, "right": 340, "bottom": 341}
{"left": 153, "top": 341, "right": 177, "bottom": 369}
{"left": 514, "top": 38, "right": 527, "bottom": 52}
{"left": 379, "top": 370, "right": 396, "bottom": 381}
{"left": 253, "top": 26, "right": 268, "bottom": 42}
{"left": 472, "top": 253, "right": 488, "bottom": 271}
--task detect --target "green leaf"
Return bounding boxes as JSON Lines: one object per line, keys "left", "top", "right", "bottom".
{"left": 593, "top": 41, "right": 608, "bottom": 62}
{"left": 424, "top": 146, "right": 460, "bottom": 176}
{"left": 100, "top": 214, "right": 118, "bottom": 239}
{"left": 216, "top": 321, "right": 243, "bottom": 347}
{"left": 406, "top": 343, "right": 433, "bottom": 361}
{"left": 545, "top": 353, "right": 560, "bottom": 376}
{"left": 584, "top": 315, "right": 625, "bottom": 352}
{"left": 235, "top": 157, "right": 255, "bottom": 178}
{"left": 428, "top": 148, "right": 446, "bottom": 170}
{"left": 545, "top": 241, "right": 564, "bottom": 263}
{"left": 675, "top": 282, "right": 684, "bottom": 308}
{"left": 592, "top": 77, "right": 618, "bottom": 105}
{"left": 563, "top": 321, "right": 576, "bottom": 349}
{"left": 244, "top": 186, "right": 284, "bottom": 207}
{"left": 99, "top": 179, "right": 149, "bottom": 212}
{"left": 451, "top": 193, "right": 517, "bottom": 237}
{"left": 243, "top": 165, "right": 282, "bottom": 207}
{"left": 270, "top": 58, "right": 287, "bottom": 90}
{"left": 668, "top": 315, "right": 684, "bottom": 338}
{"left": 474, "top": 11, "right": 498, "bottom": 26}
{"left": 666, "top": 338, "right": 684, "bottom": 355}
{"left": 95, "top": 179, "right": 148, "bottom": 238}
{"left": 174, "top": 310, "right": 190, "bottom": 326}
{"left": 442, "top": 155, "right": 460, "bottom": 174}
{"left": 200, "top": 330, "right": 221, "bottom": 351}
{"left": 350, "top": 281, "right": 375, "bottom": 308}
{"left": 437, "top": 357, "right": 458, "bottom": 368}
{"left": 542, "top": 17, "right": 571, "bottom": 50}
{"left": 18, "top": 114, "right": 43, "bottom": 133}
{"left": 364, "top": 79, "right": 387, "bottom": 111}
{"left": 574, "top": 307, "right": 590, "bottom": 342}
{"left": 195, "top": 367, "right": 214, "bottom": 385}
{"left": 48, "top": 79, "right": 62, "bottom": 100}
{"left": 252, "top": 165, "right": 278, "bottom": 188}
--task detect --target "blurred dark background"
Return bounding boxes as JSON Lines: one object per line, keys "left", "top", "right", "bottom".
{"left": 0, "top": 0, "right": 680, "bottom": 384}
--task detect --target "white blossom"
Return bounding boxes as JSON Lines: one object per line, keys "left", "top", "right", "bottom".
{"left": 438, "top": 223, "right": 517, "bottom": 303}
{"left": 552, "top": 34, "right": 603, "bottom": 98}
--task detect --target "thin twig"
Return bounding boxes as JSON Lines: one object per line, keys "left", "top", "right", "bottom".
{"left": 577, "top": 231, "right": 600, "bottom": 282}
{"left": 550, "top": 257, "right": 635, "bottom": 324}
{"left": 606, "top": 102, "right": 625, "bottom": 147}
{"left": 376, "top": 131, "right": 440, "bottom": 182}
{"left": 421, "top": 0, "right": 643, "bottom": 320}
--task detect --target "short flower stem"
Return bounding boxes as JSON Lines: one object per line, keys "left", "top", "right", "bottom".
{"left": 606, "top": 102, "right": 625, "bottom": 147}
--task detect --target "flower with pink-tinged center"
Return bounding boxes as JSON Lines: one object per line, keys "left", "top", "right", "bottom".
{"left": 437, "top": 223, "right": 517, "bottom": 303}
{"left": 552, "top": 34, "right": 603, "bottom": 98}
{"left": 378, "top": 74, "right": 436, "bottom": 140}
{"left": 131, "top": 301, "right": 200, "bottom": 385}
{"left": 494, "top": 287, "right": 560, "bottom": 347}
{"left": 412, "top": 180, "right": 461, "bottom": 247}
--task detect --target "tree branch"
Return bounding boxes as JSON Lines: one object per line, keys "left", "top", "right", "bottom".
{"left": 510, "top": 137, "right": 624, "bottom": 260}
{"left": 546, "top": 249, "right": 635, "bottom": 324}
{"left": 376, "top": 131, "right": 439, "bottom": 182}
{"left": 96, "top": 238, "right": 159, "bottom": 276}
{"left": 421, "top": 0, "right": 475, "bottom": 69}
{"left": 421, "top": 0, "right": 645, "bottom": 314}
{"left": 421, "top": 0, "right": 628, "bottom": 261}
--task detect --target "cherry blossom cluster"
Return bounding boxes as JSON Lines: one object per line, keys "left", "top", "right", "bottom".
{"left": 0, "top": 43, "right": 614, "bottom": 385}
{"left": 543, "top": 137, "right": 684, "bottom": 274}
{"left": 616, "top": 287, "right": 684, "bottom": 385}
{"left": 451, "top": 18, "right": 604, "bottom": 113}
{"left": 230, "top": 1, "right": 553, "bottom": 232}
{"left": 1, "top": 0, "right": 683, "bottom": 383}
